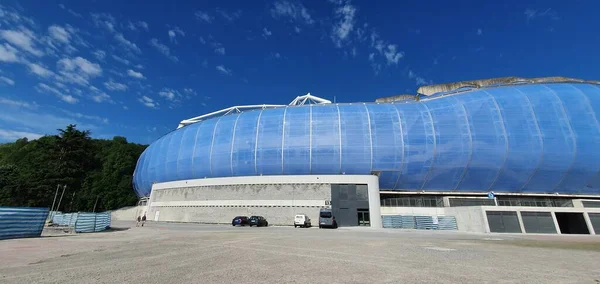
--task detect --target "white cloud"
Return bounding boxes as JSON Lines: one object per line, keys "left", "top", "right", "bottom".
{"left": 0, "top": 28, "right": 43, "bottom": 56}
{"left": 112, "top": 54, "right": 130, "bottom": 65}
{"left": 149, "top": 38, "right": 179, "bottom": 62}
{"left": 158, "top": 88, "right": 178, "bottom": 101}
{"left": 56, "top": 57, "right": 102, "bottom": 86}
{"left": 195, "top": 11, "right": 212, "bottom": 23}
{"left": 262, "top": 27, "right": 272, "bottom": 38}
{"left": 128, "top": 21, "right": 149, "bottom": 31}
{"left": 331, "top": 3, "right": 356, "bottom": 47}
{"left": 28, "top": 63, "right": 54, "bottom": 78}
{"left": 477, "top": 28, "right": 482, "bottom": 36}
{"left": 114, "top": 33, "right": 141, "bottom": 53}
{"left": 168, "top": 26, "right": 185, "bottom": 43}
{"left": 91, "top": 13, "right": 116, "bottom": 33}
{"left": 93, "top": 49, "right": 106, "bottom": 60}
{"left": 91, "top": 92, "right": 111, "bottom": 103}
{"left": 57, "top": 57, "right": 102, "bottom": 76}
{"left": 382, "top": 44, "right": 402, "bottom": 65}
{"left": 104, "top": 80, "right": 128, "bottom": 91}
{"left": 525, "top": 8, "right": 559, "bottom": 22}
{"left": 59, "top": 4, "right": 83, "bottom": 18}
{"left": 369, "top": 32, "right": 404, "bottom": 66}
{"left": 214, "top": 47, "right": 225, "bottom": 55}
{"left": 127, "top": 69, "right": 145, "bottom": 79}
{"left": 0, "top": 76, "right": 14, "bottom": 85}
{"left": 294, "top": 26, "right": 301, "bottom": 33}
{"left": 216, "top": 65, "right": 232, "bottom": 75}
{"left": 138, "top": 96, "right": 158, "bottom": 108}
{"left": 216, "top": 9, "right": 242, "bottom": 22}
{"left": 62, "top": 110, "right": 109, "bottom": 124}
{"left": 274, "top": 52, "right": 281, "bottom": 59}
{"left": 134, "top": 64, "right": 144, "bottom": 69}
{"left": 0, "top": 97, "right": 37, "bottom": 109}
{"left": 199, "top": 36, "right": 207, "bottom": 44}
{"left": 408, "top": 70, "right": 429, "bottom": 86}
{"left": 48, "top": 25, "right": 70, "bottom": 44}
{"left": 271, "top": 1, "right": 314, "bottom": 25}
{"left": 36, "top": 83, "right": 79, "bottom": 104}
{"left": 0, "top": 43, "right": 19, "bottom": 62}
{"left": 0, "top": 129, "right": 42, "bottom": 142}
{"left": 88, "top": 85, "right": 113, "bottom": 103}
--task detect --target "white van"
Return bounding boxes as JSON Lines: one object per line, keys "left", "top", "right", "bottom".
{"left": 294, "top": 214, "right": 311, "bottom": 228}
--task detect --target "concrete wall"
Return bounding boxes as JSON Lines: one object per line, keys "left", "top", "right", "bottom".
{"left": 147, "top": 175, "right": 382, "bottom": 227}
{"left": 110, "top": 206, "right": 146, "bottom": 221}
{"left": 380, "top": 205, "right": 600, "bottom": 234}
{"left": 380, "top": 206, "right": 487, "bottom": 233}
{"left": 149, "top": 183, "right": 329, "bottom": 225}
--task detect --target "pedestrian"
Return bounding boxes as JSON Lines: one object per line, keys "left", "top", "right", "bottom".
{"left": 142, "top": 214, "right": 147, "bottom": 227}
{"left": 136, "top": 215, "right": 141, "bottom": 227}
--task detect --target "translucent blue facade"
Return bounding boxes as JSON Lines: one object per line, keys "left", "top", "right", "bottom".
{"left": 133, "top": 83, "right": 600, "bottom": 197}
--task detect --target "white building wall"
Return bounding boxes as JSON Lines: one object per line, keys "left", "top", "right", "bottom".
{"left": 147, "top": 175, "right": 382, "bottom": 228}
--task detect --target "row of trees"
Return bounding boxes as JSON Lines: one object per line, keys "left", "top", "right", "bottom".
{"left": 0, "top": 124, "right": 147, "bottom": 212}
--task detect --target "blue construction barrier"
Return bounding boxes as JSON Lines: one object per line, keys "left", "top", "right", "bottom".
{"left": 74, "top": 212, "right": 111, "bottom": 233}
{"left": 382, "top": 215, "right": 457, "bottom": 231}
{"left": 0, "top": 207, "right": 49, "bottom": 240}
{"left": 51, "top": 212, "right": 78, "bottom": 227}
{"left": 52, "top": 212, "right": 111, "bottom": 233}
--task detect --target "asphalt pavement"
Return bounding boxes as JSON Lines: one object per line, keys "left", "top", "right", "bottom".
{"left": 0, "top": 221, "right": 599, "bottom": 284}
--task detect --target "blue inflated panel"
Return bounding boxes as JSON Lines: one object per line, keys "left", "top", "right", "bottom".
{"left": 133, "top": 83, "right": 600, "bottom": 196}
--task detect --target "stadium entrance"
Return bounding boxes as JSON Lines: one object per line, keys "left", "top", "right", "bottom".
{"left": 331, "top": 184, "right": 370, "bottom": 227}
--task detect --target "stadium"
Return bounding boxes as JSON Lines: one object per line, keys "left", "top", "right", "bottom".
{"left": 132, "top": 77, "right": 600, "bottom": 234}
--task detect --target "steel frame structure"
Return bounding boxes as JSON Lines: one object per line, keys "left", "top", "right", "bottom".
{"left": 177, "top": 93, "right": 331, "bottom": 128}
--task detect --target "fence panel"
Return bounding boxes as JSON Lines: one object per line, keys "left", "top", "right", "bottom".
{"left": 381, "top": 215, "right": 457, "bottom": 231}
{"left": 0, "top": 207, "right": 49, "bottom": 240}
{"left": 75, "top": 212, "right": 111, "bottom": 233}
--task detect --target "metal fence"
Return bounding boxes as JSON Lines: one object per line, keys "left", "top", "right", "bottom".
{"left": 51, "top": 212, "right": 111, "bottom": 233}
{"left": 382, "top": 215, "right": 457, "bottom": 231}
{"left": 0, "top": 207, "right": 49, "bottom": 240}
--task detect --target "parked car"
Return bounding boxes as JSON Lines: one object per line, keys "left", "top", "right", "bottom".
{"left": 248, "top": 216, "right": 268, "bottom": 227}
{"left": 319, "top": 209, "right": 337, "bottom": 229}
{"left": 232, "top": 216, "right": 249, "bottom": 226}
{"left": 294, "top": 214, "right": 311, "bottom": 228}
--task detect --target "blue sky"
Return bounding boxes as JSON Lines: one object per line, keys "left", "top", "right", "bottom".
{"left": 0, "top": 0, "right": 598, "bottom": 144}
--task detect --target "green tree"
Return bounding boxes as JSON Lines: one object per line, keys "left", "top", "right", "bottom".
{"left": 0, "top": 125, "right": 147, "bottom": 211}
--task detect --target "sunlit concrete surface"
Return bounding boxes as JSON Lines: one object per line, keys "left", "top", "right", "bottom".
{"left": 1, "top": 221, "right": 599, "bottom": 284}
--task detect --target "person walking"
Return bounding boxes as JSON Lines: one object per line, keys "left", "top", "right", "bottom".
{"left": 141, "top": 214, "right": 147, "bottom": 227}
{"left": 136, "top": 215, "right": 141, "bottom": 227}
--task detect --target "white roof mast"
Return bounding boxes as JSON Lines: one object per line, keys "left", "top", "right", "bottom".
{"left": 177, "top": 93, "right": 331, "bottom": 129}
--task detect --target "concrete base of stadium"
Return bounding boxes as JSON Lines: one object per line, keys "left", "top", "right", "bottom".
{"left": 140, "top": 175, "right": 382, "bottom": 228}
{"left": 382, "top": 204, "right": 600, "bottom": 234}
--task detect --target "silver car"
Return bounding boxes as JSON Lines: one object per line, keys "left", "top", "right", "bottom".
{"left": 318, "top": 209, "right": 337, "bottom": 229}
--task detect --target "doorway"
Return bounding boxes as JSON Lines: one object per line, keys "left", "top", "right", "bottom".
{"left": 357, "top": 209, "right": 370, "bottom": 226}
{"left": 555, "top": 212, "right": 590, "bottom": 234}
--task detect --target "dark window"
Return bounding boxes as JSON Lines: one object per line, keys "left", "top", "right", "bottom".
{"left": 379, "top": 195, "right": 443, "bottom": 208}
{"left": 356, "top": 185, "right": 368, "bottom": 201}
{"left": 582, "top": 201, "right": 600, "bottom": 208}
{"left": 520, "top": 212, "right": 556, "bottom": 234}
{"left": 339, "top": 185, "right": 349, "bottom": 201}
{"left": 320, "top": 212, "right": 332, "bottom": 218}
{"left": 449, "top": 198, "right": 495, "bottom": 207}
{"left": 589, "top": 213, "right": 600, "bottom": 232}
{"left": 486, "top": 211, "right": 522, "bottom": 233}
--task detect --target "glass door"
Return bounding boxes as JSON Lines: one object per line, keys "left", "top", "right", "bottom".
{"left": 357, "top": 209, "right": 370, "bottom": 226}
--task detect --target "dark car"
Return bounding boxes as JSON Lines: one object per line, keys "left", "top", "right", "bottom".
{"left": 232, "top": 216, "right": 249, "bottom": 226}
{"left": 248, "top": 216, "right": 268, "bottom": 227}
